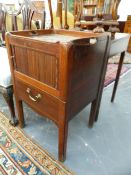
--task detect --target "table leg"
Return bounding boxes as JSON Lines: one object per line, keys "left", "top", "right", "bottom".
{"left": 111, "top": 51, "right": 125, "bottom": 102}
{"left": 95, "top": 51, "right": 125, "bottom": 122}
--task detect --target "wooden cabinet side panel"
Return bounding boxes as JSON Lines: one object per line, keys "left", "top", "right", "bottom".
{"left": 67, "top": 37, "right": 109, "bottom": 118}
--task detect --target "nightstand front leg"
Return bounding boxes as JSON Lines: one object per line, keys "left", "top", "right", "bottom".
{"left": 15, "top": 98, "right": 25, "bottom": 128}
{"left": 58, "top": 121, "right": 68, "bottom": 162}
{"left": 2, "top": 87, "right": 18, "bottom": 126}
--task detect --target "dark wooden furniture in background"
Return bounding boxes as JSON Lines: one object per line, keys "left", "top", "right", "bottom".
{"left": 6, "top": 29, "right": 110, "bottom": 161}
{"left": 118, "top": 21, "right": 126, "bottom": 33}
{"left": 74, "top": 0, "right": 121, "bottom": 31}
{"left": 74, "top": 0, "right": 121, "bottom": 23}
{"left": 0, "top": 47, "right": 18, "bottom": 126}
{"left": 124, "top": 15, "right": 131, "bottom": 53}
{"left": 84, "top": 0, "right": 97, "bottom": 15}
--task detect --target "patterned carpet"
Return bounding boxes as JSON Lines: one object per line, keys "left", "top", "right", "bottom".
{"left": 108, "top": 54, "right": 131, "bottom": 64}
{"left": 0, "top": 112, "right": 74, "bottom": 175}
{"left": 104, "top": 64, "right": 129, "bottom": 87}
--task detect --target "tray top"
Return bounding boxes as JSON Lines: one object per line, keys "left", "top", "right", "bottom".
{"left": 28, "top": 34, "right": 80, "bottom": 43}
{"left": 8, "top": 29, "right": 100, "bottom": 44}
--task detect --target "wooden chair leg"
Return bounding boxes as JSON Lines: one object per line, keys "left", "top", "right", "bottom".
{"left": 64, "top": 0, "right": 69, "bottom": 29}
{"left": 15, "top": 97, "right": 25, "bottom": 128}
{"left": 2, "top": 87, "right": 18, "bottom": 126}
{"left": 111, "top": 51, "right": 125, "bottom": 102}
{"left": 58, "top": 121, "right": 68, "bottom": 162}
{"left": 48, "top": 0, "right": 54, "bottom": 29}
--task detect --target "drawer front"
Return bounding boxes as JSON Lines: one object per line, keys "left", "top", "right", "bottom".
{"left": 15, "top": 79, "right": 60, "bottom": 123}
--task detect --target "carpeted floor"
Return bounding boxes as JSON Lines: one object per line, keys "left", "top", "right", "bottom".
{"left": 0, "top": 51, "right": 130, "bottom": 175}
{"left": 0, "top": 112, "right": 74, "bottom": 175}
{"left": 0, "top": 63, "right": 131, "bottom": 175}
{"left": 108, "top": 53, "right": 131, "bottom": 64}
{"left": 104, "top": 63, "right": 129, "bottom": 87}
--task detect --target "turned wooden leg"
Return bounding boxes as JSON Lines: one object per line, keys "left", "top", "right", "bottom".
{"left": 15, "top": 97, "right": 25, "bottom": 128}
{"left": 58, "top": 121, "right": 68, "bottom": 162}
{"left": 2, "top": 86, "right": 18, "bottom": 126}
{"left": 111, "top": 51, "right": 125, "bottom": 102}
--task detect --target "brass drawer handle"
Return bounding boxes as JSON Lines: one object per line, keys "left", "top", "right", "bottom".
{"left": 26, "top": 88, "right": 42, "bottom": 102}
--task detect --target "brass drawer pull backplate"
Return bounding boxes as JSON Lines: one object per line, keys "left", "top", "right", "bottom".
{"left": 26, "top": 88, "right": 42, "bottom": 102}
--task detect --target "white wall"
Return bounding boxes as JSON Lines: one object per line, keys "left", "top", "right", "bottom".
{"left": 118, "top": 0, "right": 131, "bottom": 21}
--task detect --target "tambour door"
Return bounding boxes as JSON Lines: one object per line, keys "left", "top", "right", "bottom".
{"left": 9, "top": 36, "right": 62, "bottom": 98}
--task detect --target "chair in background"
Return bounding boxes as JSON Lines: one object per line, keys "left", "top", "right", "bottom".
{"left": 31, "top": 0, "right": 46, "bottom": 29}
{"left": 0, "top": 3, "right": 17, "bottom": 125}
{"left": 30, "top": 0, "right": 74, "bottom": 29}
{"left": 22, "top": 6, "right": 34, "bottom": 30}
{"left": 0, "top": 1, "right": 37, "bottom": 126}
{"left": 0, "top": 47, "right": 18, "bottom": 126}
{"left": 74, "top": 0, "right": 121, "bottom": 30}
{"left": 0, "top": 3, "right": 6, "bottom": 44}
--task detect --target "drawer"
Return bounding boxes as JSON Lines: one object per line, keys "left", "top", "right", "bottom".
{"left": 15, "top": 79, "right": 60, "bottom": 123}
